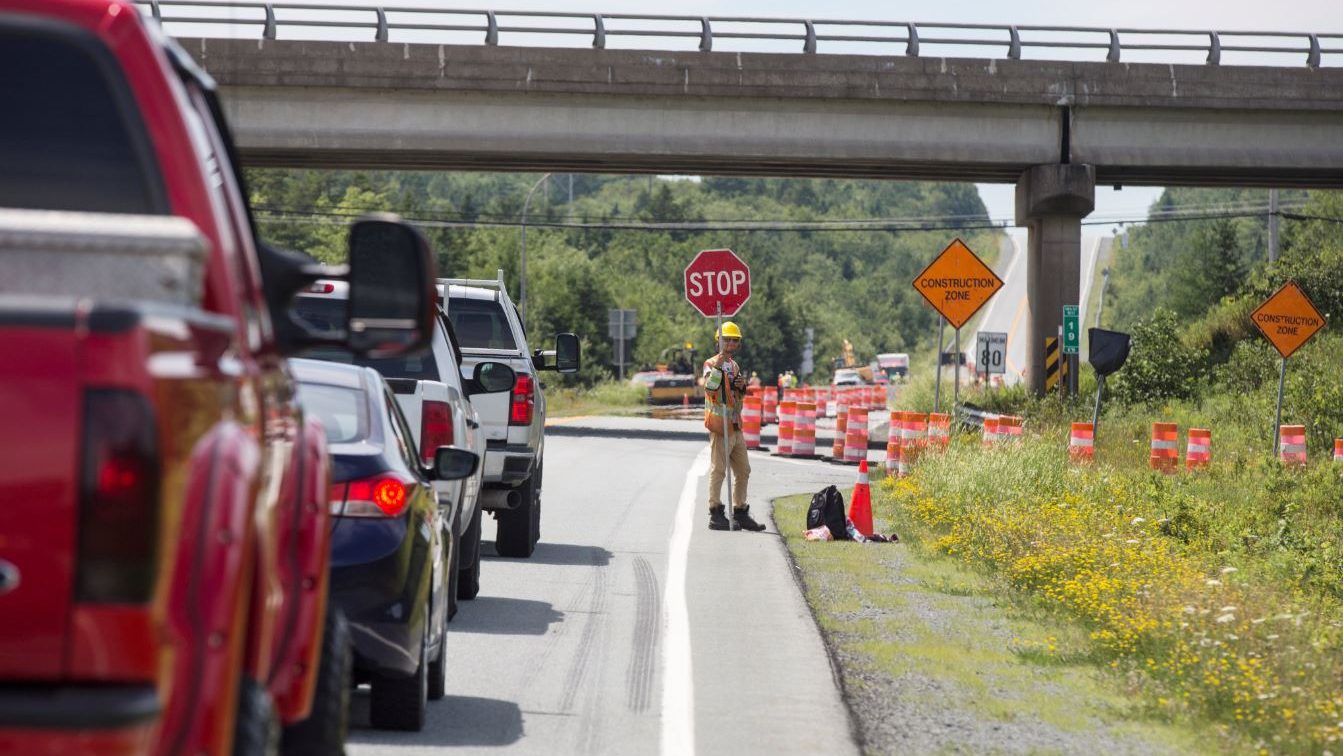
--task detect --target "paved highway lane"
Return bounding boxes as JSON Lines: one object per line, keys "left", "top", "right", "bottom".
{"left": 347, "top": 417, "right": 860, "bottom": 755}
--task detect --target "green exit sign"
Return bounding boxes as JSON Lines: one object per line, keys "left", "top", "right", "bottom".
{"left": 1063, "top": 305, "right": 1080, "bottom": 355}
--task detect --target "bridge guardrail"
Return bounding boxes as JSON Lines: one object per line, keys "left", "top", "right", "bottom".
{"left": 137, "top": 1, "right": 1341, "bottom": 68}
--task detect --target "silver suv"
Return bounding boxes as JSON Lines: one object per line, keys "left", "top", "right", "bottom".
{"left": 442, "top": 272, "right": 580, "bottom": 558}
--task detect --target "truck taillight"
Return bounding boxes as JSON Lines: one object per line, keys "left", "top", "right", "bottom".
{"left": 333, "top": 475, "right": 411, "bottom": 518}
{"left": 420, "top": 400, "right": 454, "bottom": 465}
{"left": 509, "top": 374, "right": 534, "bottom": 426}
{"left": 77, "top": 390, "right": 160, "bottom": 603}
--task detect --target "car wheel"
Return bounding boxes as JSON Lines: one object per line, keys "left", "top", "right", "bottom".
{"left": 233, "top": 675, "right": 280, "bottom": 756}
{"left": 457, "top": 505, "right": 482, "bottom": 600}
{"left": 369, "top": 618, "right": 428, "bottom": 731}
{"left": 427, "top": 611, "right": 448, "bottom": 701}
{"left": 281, "top": 607, "right": 352, "bottom": 756}
{"left": 494, "top": 472, "right": 538, "bottom": 558}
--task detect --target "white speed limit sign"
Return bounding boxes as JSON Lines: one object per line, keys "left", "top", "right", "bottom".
{"left": 976, "top": 331, "right": 1007, "bottom": 375}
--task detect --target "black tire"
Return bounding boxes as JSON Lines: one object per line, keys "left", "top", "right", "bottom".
{"left": 369, "top": 618, "right": 428, "bottom": 731}
{"left": 427, "top": 611, "right": 448, "bottom": 701}
{"left": 446, "top": 530, "right": 460, "bottom": 621}
{"left": 457, "top": 505, "right": 482, "bottom": 600}
{"left": 281, "top": 608, "right": 352, "bottom": 756}
{"left": 494, "top": 466, "right": 540, "bottom": 559}
{"left": 233, "top": 676, "right": 280, "bottom": 756}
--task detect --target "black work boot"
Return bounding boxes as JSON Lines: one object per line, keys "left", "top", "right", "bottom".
{"left": 733, "top": 506, "right": 767, "bottom": 532}
{"left": 708, "top": 505, "right": 731, "bottom": 531}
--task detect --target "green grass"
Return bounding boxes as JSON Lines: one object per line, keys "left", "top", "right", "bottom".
{"left": 545, "top": 379, "right": 650, "bottom": 418}
{"left": 776, "top": 493, "right": 1227, "bottom": 754}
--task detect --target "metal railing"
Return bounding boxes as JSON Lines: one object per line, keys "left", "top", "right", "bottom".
{"left": 137, "top": 1, "right": 1342, "bottom": 68}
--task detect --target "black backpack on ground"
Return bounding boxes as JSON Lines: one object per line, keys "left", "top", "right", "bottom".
{"left": 806, "top": 485, "right": 850, "bottom": 541}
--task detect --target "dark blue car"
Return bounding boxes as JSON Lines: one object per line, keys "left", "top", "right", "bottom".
{"left": 291, "top": 358, "right": 478, "bottom": 732}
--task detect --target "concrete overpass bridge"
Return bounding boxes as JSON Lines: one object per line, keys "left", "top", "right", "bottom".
{"left": 147, "top": 4, "right": 1343, "bottom": 392}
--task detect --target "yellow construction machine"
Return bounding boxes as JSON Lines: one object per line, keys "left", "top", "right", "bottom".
{"left": 630, "top": 343, "right": 704, "bottom": 403}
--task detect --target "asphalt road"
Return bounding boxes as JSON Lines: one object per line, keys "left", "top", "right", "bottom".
{"left": 347, "top": 416, "right": 862, "bottom": 756}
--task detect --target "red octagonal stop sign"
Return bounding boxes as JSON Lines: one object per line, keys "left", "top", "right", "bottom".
{"left": 684, "top": 248, "right": 751, "bottom": 317}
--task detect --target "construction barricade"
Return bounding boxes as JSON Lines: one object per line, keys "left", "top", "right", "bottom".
{"left": 842, "top": 406, "right": 869, "bottom": 465}
{"left": 926, "top": 413, "right": 950, "bottom": 451}
{"left": 762, "top": 388, "right": 778, "bottom": 425}
{"left": 885, "top": 412, "right": 900, "bottom": 476}
{"left": 831, "top": 398, "right": 849, "bottom": 459}
{"left": 1335, "top": 438, "right": 1342, "bottom": 463}
{"left": 997, "top": 415, "right": 1023, "bottom": 443}
{"left": 1279, "top": 425, "right": 1307, "bottom": 467}
{"left": 1185, "top": 428, "right": 1211, "bottom": 470}
{"left": 887, "top": 411, "right": 927, "bottom": 477}
{"left": 776, "top": 400, "right": 796, "bottom": 457}
{"left": 982, "top": 415, "right": 1000, "bottom": 447}
{"left": 1069, "top": 422, "right": 1094, "bottom": 463}
{"left": 792, "top": 401, "right": 818, "bottom": 458}
{"left": 1150, "top": 422, "right": 1179, "bottom": 473}
{"left": 742, "top": 395, "right": 763, "bottom": 450}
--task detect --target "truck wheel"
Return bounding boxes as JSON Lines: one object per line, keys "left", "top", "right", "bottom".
{"left": 494, "top": 471, "right": 538, "bottom": 558}
{"left": 233, "top": 676, "right": 280, "bottom": 756}
{"left": 446, "top": 539, "right": 461, "bottom": 621}
{"left": 369, "top": 619, "right": 428, "bottom": 731}
{"left": 457, "top": 505, "right": 482, "bottom": 599}
{"left": 281, "top": 607, "right": 352, "bottom": 756}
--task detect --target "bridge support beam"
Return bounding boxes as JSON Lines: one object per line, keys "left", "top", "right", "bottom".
{"left": 1015, "top": 164, "right": 1095, "bottom": 396}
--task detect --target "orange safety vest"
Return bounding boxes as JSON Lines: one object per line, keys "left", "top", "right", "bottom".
{"left": 703, "top": 356, "right": 743, "bottom": 431}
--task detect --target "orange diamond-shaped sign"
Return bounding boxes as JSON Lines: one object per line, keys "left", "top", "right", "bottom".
{"left": 912, "top": 238, "right": 1004, "bottom": 329}
{"left": 1250, "top": 281, "right": 1327, "bottom": 359}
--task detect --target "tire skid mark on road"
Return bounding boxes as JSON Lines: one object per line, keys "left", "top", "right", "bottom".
{"left": 625, "top": 555, "right": 661, "bottom": 713}
{"left": 510, "top": 554, "right": 602, "bottom": 713}
{"left": 558, "top": 549, "right": 609, "bottom": 714}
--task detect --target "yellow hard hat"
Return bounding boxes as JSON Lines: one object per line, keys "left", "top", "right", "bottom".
{"left": 715, "top": 322, "right": 742, "bottom": 340}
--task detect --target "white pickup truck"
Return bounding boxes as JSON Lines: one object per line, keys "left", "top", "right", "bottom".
{"left": 441, "top": 273, "right": 580, "bottom": 558}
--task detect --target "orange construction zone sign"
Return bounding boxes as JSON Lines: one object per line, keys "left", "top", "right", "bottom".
{"left": 912, "top": 238, "right": 1004, "bottom": 329}
{"left": 1250, "top": 281, "right": 1326, "bottom": 359}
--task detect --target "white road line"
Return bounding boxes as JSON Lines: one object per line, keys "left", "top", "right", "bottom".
{"left": 661, "top": 447, "right": 709, "bottom": 756}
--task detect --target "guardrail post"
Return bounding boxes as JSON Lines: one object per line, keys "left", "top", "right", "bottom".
{"left": 1107, "top": 29, "right": 1120, "bottom": 62}
{"left": 906, "top": 23, "right": 919, "bottom": 56}
{"left": 1206, "top": 31, "right": 1221, "bottom": 65}
{"left": 593, "top": 14, "right": 606, "bottom": 49}
{"left": 374, "top": 8, "right": 388, "bottom": 42}
{"left": 803, "top": 20, "right": 816, "bottom": 54}
{"left": 1008, "top": 26, "right": 1021, "bottom": 59}
{"left": 1308, "top": 34, "right": 1321, "bottom": 68}
{"left": 699, "top": 17, "right": 712, "bottom": 52}
{"left": 262, "top": 4, "right": 276, "bottom": 40}
{"left": 485, "top": 11, "right": 498, "bottom": 46}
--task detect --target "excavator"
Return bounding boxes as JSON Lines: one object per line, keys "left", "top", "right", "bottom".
{"left": 630, "top": 343, "right": 704, "bottom": 403}
{"left": 830, "top": 338, "right": 876, "bottom": 385}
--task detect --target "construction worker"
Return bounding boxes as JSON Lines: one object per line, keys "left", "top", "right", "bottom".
{"left": 702, "top": 321, "right": 765, "bottom": 532}
{"left": 748, "top": 371, "right": 761, "bottom": 388}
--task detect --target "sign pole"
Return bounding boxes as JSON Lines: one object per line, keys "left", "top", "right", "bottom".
{"left": 953, "top": 327, "right": 960, "bottom": 414}
{"left": 1272, "top": 356, "right": 1286, "bottom": 458}
{"left": 717, "top": 301, "right": 736, "bottom": 531}
{"left": 933, "top": 317, "right": 944, "bottom": 413}
{"left": 1091, "top": 375, "right": 1104, "bottom": 447}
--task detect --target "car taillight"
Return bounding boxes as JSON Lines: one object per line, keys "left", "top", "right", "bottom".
{"left": 77, "top": 389, "right": 160, "bottom": 603}
{"left": 509, "top": 374, "right": 534, "bottom": 426}
{"left": 333, "top": 474, "right": 411, "bottom": 518}
{"left": 420, "top": 400, "right": 454, "bottom": 465}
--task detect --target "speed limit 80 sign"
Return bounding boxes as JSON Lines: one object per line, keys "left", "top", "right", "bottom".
{"left": 976, "top": 331, "right": 1007, "bottom": 375}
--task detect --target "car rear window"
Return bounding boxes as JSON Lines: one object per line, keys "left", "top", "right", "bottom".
{"left": 293, "top": 295, "right": 441, "bottom": 381}
{"left": 447, "top": 297, "right": 518, "bottom": 350}
{"left": 296, "top": 382, "right": 367, "bottom": 444}
{"left": 0, "top": 25, "right": 166, "bottom": 214}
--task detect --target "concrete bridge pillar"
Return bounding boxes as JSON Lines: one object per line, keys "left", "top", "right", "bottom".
{"left": 1015, "top": 164, "right": 1095, "bottom": 396}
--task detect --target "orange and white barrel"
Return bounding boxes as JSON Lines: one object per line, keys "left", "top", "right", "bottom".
{"left": 762, "top": 388, "right": 778, "bottom": 425}
{"left": 1150, "top": 422, "right": 1179, "bottom": 472}
{"left": 777, "top": 400, "right": 796, "bottom": 456}
{"left": 1334, "top": 438, "right": 1342, "bottom": 463}
{"left": 897, "top": 412, "right": 927, "bottom": 477}
{"left": 885, "top": 411, "right": 901, "bottom": 476}
{"left": 792, "top": 401, "right": 817, "bottom": 457}
{"left": 1279, "top": 425, "right": 1307, "bottom": 466}
{"left": 831, "top": 399, "right": 849, "bottom": 459}
{"left": 742, "top": 395, "right": 763, "bottom": 450}
{"left": 997, "top": 415, "right": 1023, "bottom": 443}
{"left": 843, "top": 406, "right": 869, "bottom": 464}
{"left": 982, "top": 415, "right": 1000, "bottom": 447}
{"left": 926, "top": 413, "right": 950, "bottom": 450}
{"left": 1185, "top": 428, "right": 1211, "bottom": 470}
{"left": 1069, "top": 422, "right": 1094, "bottom": 463}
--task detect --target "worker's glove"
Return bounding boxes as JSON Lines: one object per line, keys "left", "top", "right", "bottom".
{"left": 731, "top": 374, "right": 748, "bottom": 391}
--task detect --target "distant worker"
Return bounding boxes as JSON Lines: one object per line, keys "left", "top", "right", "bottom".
{"left": 748, "top": 371, "right": 761, "bottom": 388}
{"left": 702, "top": 322, "right": 765, "bottom": 532}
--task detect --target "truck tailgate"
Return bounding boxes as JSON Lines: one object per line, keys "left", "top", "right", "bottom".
{"left": 0, "top": 318, "right": 80, "bottom": 678}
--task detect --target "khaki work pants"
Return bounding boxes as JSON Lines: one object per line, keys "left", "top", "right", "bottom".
{"left": 707, "top": 428, "right": 751, "bottom": 510}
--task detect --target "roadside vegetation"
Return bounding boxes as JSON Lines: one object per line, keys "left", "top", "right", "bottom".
{"left": 545, "top": 379, "right": 648, "bottom": 418}
{"left": 882, "top": 188, "right": 1343, "bottom": 752}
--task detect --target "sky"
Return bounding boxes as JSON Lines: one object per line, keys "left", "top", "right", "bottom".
{"left": 158, "top": 0, "right": 1343, "bottom": 227}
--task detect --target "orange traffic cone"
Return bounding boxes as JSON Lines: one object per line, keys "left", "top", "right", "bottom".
{"left": 848, "top": 459, "right": 873, "bottom": 538}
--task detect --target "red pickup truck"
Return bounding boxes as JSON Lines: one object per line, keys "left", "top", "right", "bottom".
{"left": 0, "top": 1, "right": 438, "bottom": 754}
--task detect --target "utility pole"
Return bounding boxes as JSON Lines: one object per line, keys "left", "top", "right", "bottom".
{"left": 519, "top": 173, "right": 552, "bottom": 328}
{"left": 1268, "top": 188, "right": 1280, "bottom": 264}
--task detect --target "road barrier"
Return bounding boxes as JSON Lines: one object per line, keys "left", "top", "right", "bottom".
{"left": 742, "top": 395, "right": 763, "bottom": 450}
{"left": 1069, "top": 422, "right": 1094, "bottom": 463}
{"left": 793, "top": 401, "right": 817, "bottom": 458}
{"left": 982, "top": 415, "right": 1000, "bottom": 446}
{"left": 1335, "top": 438, "right": 1342, "bottom": 463}
{"left": 1150, "top": 422, "right": 1179, "bottom": 472}
{"left": 842, "top": 406, "right": 869, "bottom": 464}
{"left": 762, "top": 388, "right": 778, "bottom": 425}
{"left": 776, "top": 400, "right": 796, "bottom": 456}
{"left": 885, "top": 412, "right": 901, "bottom": 476}
{"left": 831, "top": 397, "right": 849, "bottom": 459}
{"left": 887, "top": 411, "right": 927, "bottom": 477}
{"left": 996, "top": 415, "right": 1023, "bottom": 443}
{"left": 927, "top": 413, "right": 950, "bottom": 450}
{"left": 1279, "top": 425, "right": 1307, "bottom": 466}
{"left": 1185, "top": 428, "right": 1211, "bottom": 470}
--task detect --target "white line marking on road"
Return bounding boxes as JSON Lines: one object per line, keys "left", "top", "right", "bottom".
{"left": 661, "top": 447, "right": 709, "bottom": 756}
